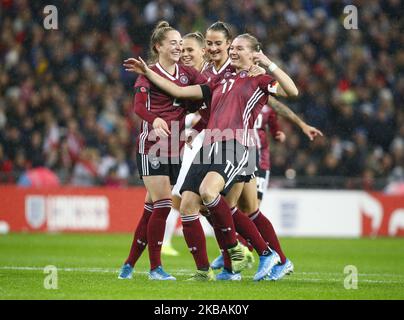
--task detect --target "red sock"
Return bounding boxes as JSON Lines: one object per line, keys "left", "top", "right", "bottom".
{"left": 236, "top": 234, "right": 253, "bottom": 252}
{"left": 232, "top": 207, "right": 270, "bottom": 256}
{"left": 250, "top": 210, "right": 286, "bottom": 263}
{"left": 204, "top": 195, "right": 237, "bottom": 248}
{"left": 205, "top": 214, "right": 232, "bottom": 271}
{"left": 147, "top": 199, "right": 172, "bottom": 270}
{"left": 181, "top": 214, "right": 209, "bottom": 270}
{"left": 125, "top": 203, "right": 153, "bottom": 267}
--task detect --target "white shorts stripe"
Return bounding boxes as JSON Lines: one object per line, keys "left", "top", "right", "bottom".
{"left": 224, "top": 149, "right": 249, "bottom": 189}
{"left": 243, "top": 90, "right": 264, "bottom": 145}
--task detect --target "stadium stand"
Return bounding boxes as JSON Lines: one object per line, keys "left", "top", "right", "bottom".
{"left": 0, "top": 0, "right": 403, "bottom": 189}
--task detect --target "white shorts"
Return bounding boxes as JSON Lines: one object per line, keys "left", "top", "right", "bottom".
{"left": 256, "top": 169, "right": 270, "bottom": 200}
{"left": 172, "top": 130, "right": 205, "bottom": 197}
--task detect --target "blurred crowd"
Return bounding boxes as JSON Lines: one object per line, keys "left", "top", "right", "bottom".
{"left": 0, "top": 0, "right": 403, "bottom": 189}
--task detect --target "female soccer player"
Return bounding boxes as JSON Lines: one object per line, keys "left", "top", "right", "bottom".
{"left": 207, "top": 47, "right": 323, "bottom": 281}
{"left": 124, "top": 33, "right": 299, "bottom": 281}
{"left": 163, "top": 31, "right": 209, "bottom": 257}
{"left": 118, "top": 21, "right": 206, "bottom": 281}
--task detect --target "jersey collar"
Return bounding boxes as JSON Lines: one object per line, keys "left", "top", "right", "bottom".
{"left": 213, "top": 58, "right": 231, "bottom": 75}
{"left": 156, "top": 62, "right": 179, "bottom": 81}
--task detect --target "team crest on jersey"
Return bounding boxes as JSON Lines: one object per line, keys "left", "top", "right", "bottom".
{"left": 180, "top": 75, "right": 189, "bottom": 84}
{"left": 140, "top": 87, "right": 147, "bottom": 93}
{"left": 224, "top": 72, "right": 233, "bottom": 79}
{"left": 149, "top": 156, "right": 161, "bottom": 169}
{"left": 240, "top": 71, "right": 248, "bottom": 78}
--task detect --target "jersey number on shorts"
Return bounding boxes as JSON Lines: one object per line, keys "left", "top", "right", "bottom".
{"left": 224, "top": 160, "right": 236, "bottom": 178}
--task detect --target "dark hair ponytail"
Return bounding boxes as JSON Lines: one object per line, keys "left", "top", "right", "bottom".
{"left": 206, "top": 21, "right": 233, "bottom": 41}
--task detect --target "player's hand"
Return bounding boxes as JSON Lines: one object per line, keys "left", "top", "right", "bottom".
{"left": 275, "top": 131, "right": 286, "bottom": 143}
{"left": 248, "top": 65, "right": 266, "bottom": 77}
{"left": 123, "top": 57, "right": 149, "bottom": 75}
{"left": 152, "top": 117, "right": 171, "bottom": 138}
{"left": 252, "top": 50, "right": 272, "bottom": 68}
{"left": 301, "top": 124, "right": 323, "bottom": 141}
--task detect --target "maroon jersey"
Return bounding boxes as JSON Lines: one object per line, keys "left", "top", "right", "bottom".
{"left": 202, "top": 70, "right": 278, "bottom": 147}
{"left": 202, "top": 58, "right": 234, "bottom": 83}
{"left": 193, "top": 58, "right": 235, "bottom": 131}
{"left": 134, "top": 62, "right": 206, "bottom": 157}
{"left": 254, "top": 105, "right": 281, "bottom": 170}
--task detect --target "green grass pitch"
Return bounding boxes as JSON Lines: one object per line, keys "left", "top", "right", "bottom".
{"left": 0, "top": 234, "right": 403, "bottom": 300}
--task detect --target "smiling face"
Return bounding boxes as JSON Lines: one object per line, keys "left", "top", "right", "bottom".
{"left": 229, "top": 37, "right": 255, "bottom": 71}
{"left": 205, "top": 30, "right": 230, "bottom": 65}
{"left": 156, "top": 30, "right": 183, "bottom": 63}
{"left": 181, "top": 37, "right": 205, "bottom": 68}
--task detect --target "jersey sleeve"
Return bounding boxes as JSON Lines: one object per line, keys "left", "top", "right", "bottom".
{"left": 133, "top": 76, "right": 158, "bottom": 124}
{"left": 259, "top": 75, "right": 278, "bottom": 96}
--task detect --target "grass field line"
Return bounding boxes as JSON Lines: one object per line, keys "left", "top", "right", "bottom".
{"left": 1, "top": 266, "right": 403, "bottom": 284}
{"left": 1, "top": 266, "right": 403, "bottom": 278}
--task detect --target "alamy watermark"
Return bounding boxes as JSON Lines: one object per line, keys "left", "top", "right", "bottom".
{"left": 343, "top": 5, "right": 358, "bottom": 30}
{"left": 343, "top": 265, "right": 358, "bottom": 289}
{"left": 43, "top": 5, "right": 58, "bottom": 30}
{"left": 43, "top": 265, "right": 58, "bottom": 290}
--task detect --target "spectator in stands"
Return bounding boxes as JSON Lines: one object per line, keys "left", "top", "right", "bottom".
{"left": 70, "top": 148, "right": 100, "bottom": 186}
{"left": 0, "top": 0, "right": 402, "bottom": 190}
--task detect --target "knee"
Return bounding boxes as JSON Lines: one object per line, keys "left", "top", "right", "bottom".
{"left": 180, "top": 195, "right": 200, "bottom": 216}
{"left": 199, "top": 186, "right": 219, "bottom": 205}
{"left": 237, "top": 201, "right": 251, "bottom": 214}
{"left": 180, "top": 201, "right": 193, "bottom": 216}
{"left": 238, "top": 197, "right": 257, "bottom": 215}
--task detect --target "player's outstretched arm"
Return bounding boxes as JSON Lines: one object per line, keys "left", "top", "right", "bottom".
{"left": 253, "top": 51, "right": 298, "bottom": 97}
{"left": 268, "top": 95, "right": 323, "bottom": 141}
{"left": 123, "top": 57, "right": 203, "bottom": 100}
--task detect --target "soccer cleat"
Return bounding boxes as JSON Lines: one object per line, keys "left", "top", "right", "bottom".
{"left": 148, "top": 266, "right": 176, "bottom": 280}
{"left": 118, "top": 263, "right": 134, "bottom": 279}
{"left": 253, "top": 251, "right": 281, "bottom": 281}
{"left": 210, "top": 253, "right": 224, "bottom": 270}
{"left": 161, "top": 244, "right": 180, "bottom": 256}
{"left": 267, "top": 259, "right": 294, "bottom": 281}
{"left": 244, "top": 246, "right": 255, "bottom": 269}
{"left": 216, "top": 269, "right": 242, "bottom": 281}
{"left": 186, "top": 268, "right": 216, "bottom": 281}
{"left": 227, "top": 242, "right": 248, "bottom": 273}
